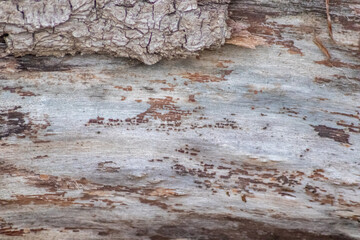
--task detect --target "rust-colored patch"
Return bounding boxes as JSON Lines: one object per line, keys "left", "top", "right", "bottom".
{"left": 114, "top": 85, "right": 132, "bottom": 91}
{"left": 315, "top": 60, "right": 360, "bottom": 70}
{"left": 176, "top": 145, "right": 200, "bottom": 156}
{"left": 181, "top": 73, "right": 226, "bottom": 83}
{"left": 3, "top": 86, "right": 37, "bottom": 97}
{"left": 226, "top": 20, "right": 267, "bottom": 49}
{"left": 337, "top": 120, "right": 360, "bottom": 133}
{"left": 131, "top": 96, "right": 192, "bottom": 124}
{"left": 139, "top": 198, "right": 168, "bottom": 210}
{"left": 149, "top": 188, "right": 179, "bottom": 197}
{"left": 0, "top": 193, "right": 76, "bottom": 207}
{"left": 308, "top": 169, "right": 329, "bottom": 181}
{"left": 226, "top": 35, "right": 267, "bottom": 49}
{"left": 86, "top": 97, "right": 192, "bottom": 130}
{"left": 305, "top": 184, "right": 335, "bottom": 206}
{"left": 312, "top": 125, "right": 350, "bottom": 144}
{"left": 330, "top": 111, "right": 360, "bottom": 120}
{"left": 276, "top": 40, "right": 304, "bottom": 56}
{"left": 333, "top": 74, "right": 360, "bottom": 82}
{"left": 0, "top": 220, "right": 45, "bottom": 237}
{"left": 248, "top": 89, "right": 262, "bottom": 95}
{"left": 39, "top": 174, "right": 50, "bottom": 180}
{"left": 160, "top": 87, "right": 174, "bottom": 91}
{"left": 188, "top": 95, "right": 196, "bottom": 103}
{"left": 314, "top": 77, "right": 331, "bottom": 83}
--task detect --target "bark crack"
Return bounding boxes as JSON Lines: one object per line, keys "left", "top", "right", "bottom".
{"left": 0, "top": 0, "right": 231, "bottom": 64}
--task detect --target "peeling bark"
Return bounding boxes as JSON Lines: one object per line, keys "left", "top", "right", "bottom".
{"left": 228, "top": 0, "right": 360, "bottom": 54}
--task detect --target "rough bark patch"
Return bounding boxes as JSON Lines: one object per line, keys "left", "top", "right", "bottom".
{"left": 0, "top": 0, "right": 230, "bottom": 65}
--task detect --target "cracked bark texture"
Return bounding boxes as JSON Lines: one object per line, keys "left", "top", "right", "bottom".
{"left": 0, "top": 0, "right": 230, "bottom": 64}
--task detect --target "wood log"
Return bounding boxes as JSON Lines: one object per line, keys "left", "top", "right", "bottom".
{"left": 0, "top": 0, "right": 359, "bottom": 239}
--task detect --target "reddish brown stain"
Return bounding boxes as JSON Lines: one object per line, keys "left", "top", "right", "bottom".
{"left": 188, "top": 95, "right": 196, "bottom": 102}
{"left": 308, "top": 169, "right": 329, "bottom": 181}
{"left": 2, "top": 86, "right": 37, "bottom": 97}
{"left": 337, "top": 121, "right": 360, "bottom": 133}
{"left": 181, "top": 72, "right": 226, "bottom": 83}
{"left": 176, "top": 146, "right": 200, "bottom": 156}
{"left": 314, "top": 77, "right": 332, "bottom": 83}
{"left": 114, "top": 85, "right": 133, "bottom": 91}
{"left": 160, "top": 87, "right": 174, "bottom": 91}
{"left": 312, "top": 125, "right": 350, "bottom": 144}
{"left": 305, "top": 184, "right": 335, "bottom": 206}
{"left": 330, "top": 112, "right": 360, "bottom": 120}
{"left": 139, "top": 198, "right": 168, "bottom": 210}
{"left": 276, "top": 40, "right": 304, "bottom": 56}
{"left": 333, "top": 74, "right": 360, "bottom": 82}
{"left": 315, "top": 60, "right": 360, "bottom": 70}
{"left": 121, "top": 97, "right": 192, "bottom": 127}
{"left": 0, "top": 193, "right": 76, "bottom": 207}
{"left": 0, "top": 225, "right": 45, "bottom": 237}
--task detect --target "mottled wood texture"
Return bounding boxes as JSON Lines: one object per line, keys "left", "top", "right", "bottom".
{"left": 0, "top": 0, "right": 360, "bottom": 239}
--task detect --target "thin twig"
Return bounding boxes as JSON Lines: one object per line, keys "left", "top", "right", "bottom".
{"left": 313, "top": 35, "right": 331, "bottom": 60}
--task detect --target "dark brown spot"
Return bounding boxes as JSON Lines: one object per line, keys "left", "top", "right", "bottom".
{"left": 312, "top": 125, "right": 350, "bottom": 144}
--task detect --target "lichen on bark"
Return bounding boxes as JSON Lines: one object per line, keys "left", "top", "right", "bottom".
{"left": 0, "top": 0, "right": 231, "bottom": 64}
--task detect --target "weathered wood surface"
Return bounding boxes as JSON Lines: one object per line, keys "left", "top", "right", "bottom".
{"left": 1, "top": 0, "right": 360, "bottom": 239}
{"left": 228, "top": 0, "right": 359, "bottom": 57}
{"left": 1, "top": 41, "right": 359, "bottom": 239}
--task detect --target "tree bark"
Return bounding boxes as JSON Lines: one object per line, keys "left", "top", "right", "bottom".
{"left": 0, "top": 0, "right": 230, "bottom": 64}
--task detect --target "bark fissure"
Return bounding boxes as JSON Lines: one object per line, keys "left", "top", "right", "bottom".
{"left": 0, "top": 0, "right": 231, "bottom": 64}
